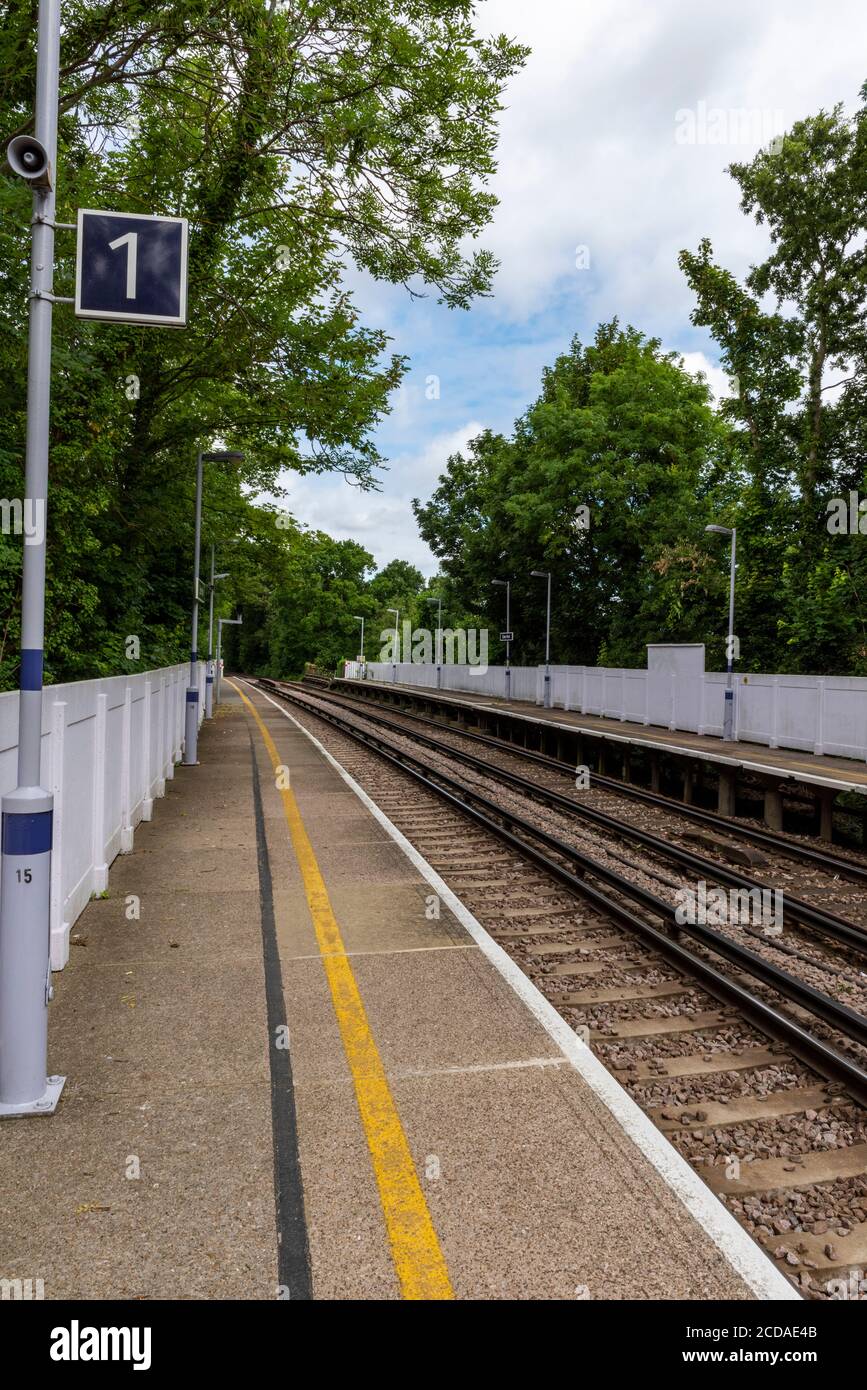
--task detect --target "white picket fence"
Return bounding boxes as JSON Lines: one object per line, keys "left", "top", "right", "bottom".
{"left": 345, "top": 661, "right": 867, "bottom": 762}
{"left": 345, "top": 661, "right": 541, "bottom": 702}
{"left": 0, "top": 661, "right": 204, "bottom": 970}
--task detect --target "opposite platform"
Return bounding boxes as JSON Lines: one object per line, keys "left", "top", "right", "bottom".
{"left": 335, "top": 678, "right": 867, "bottom": 793}
{"left": 0, "top": 680, "right": 795, "bottom": 1300}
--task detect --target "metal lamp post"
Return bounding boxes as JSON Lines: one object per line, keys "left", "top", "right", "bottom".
{"left": 427, "top": 595, "right": 443, "bottom": 689}
{"left": 216, "top": 615, "right": 243, "bottom": 707}
{"left": 184, "top": 449, "right": 243, "bottom": 765}
{"left": 705, "top": 524, "right": 737, "bottom": 742}
{"left": 387, "top": 607, "right": 399, "bottom": 683}
{"left": 0, "top": 0, "right": 64, "bottom": 1116}
{"left": 353, "top": 615, "right": 365, "bottom": 676}
{"left": 531, "top": 570, "right": 552, "bottom": 709}
{"left": 205, "top": 546, "right": 230, "bottom": 719}
{"left": 492, "top": 578, "right": 511, "bottom": 701}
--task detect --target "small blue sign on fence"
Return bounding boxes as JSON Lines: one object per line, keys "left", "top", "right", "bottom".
{"left": 75, "top": 209, "right": 188, "bottom": 326}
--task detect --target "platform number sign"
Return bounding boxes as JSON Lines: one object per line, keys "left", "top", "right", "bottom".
{"left": 75, "top": 210, "right": 188, "bottom": 326}
{"left": 500, "top": 631, "right": 514, "bottom": 643}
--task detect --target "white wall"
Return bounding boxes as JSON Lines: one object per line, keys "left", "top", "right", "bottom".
{"left": 0, "top": 661, "right": 203, "bottom": 970}
{"left": 345, "top": 661, "right": 867, "bottom": 762}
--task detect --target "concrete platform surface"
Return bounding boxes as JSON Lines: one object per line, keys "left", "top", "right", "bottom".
{"left": 0, "top": 681, "right": 789, "bottom": 1300}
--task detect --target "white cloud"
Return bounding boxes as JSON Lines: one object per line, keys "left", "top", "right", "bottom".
{"left": 475, "top": 0, "right": 867, "bottom": 322}
{"left": 280, "top": 421, "right": 487, "bottom": 575}
{"left": 678, "top": 351, "right": 735, "bottom": 405}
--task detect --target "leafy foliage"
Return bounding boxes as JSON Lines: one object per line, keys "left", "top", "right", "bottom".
{"left": 0, "top": 0, "right": 526, "bottom": 685}
{"left": 679, "top": 88, "right": 867, "bottom": 673}
{"left": 414, "top": 323, "right": 735, "bottom": 669}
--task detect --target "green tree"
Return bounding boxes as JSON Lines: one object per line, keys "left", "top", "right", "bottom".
{"left": 0, "top": 1, "right": 527, "bottom": 685}
{"left": 679, "top": 88, "right": 867, "bottom": 673}
{"left": 414, "top": 323, "right": 733, "bottom": 668}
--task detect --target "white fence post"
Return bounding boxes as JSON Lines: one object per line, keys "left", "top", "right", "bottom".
{"left": 173, "top": 669, "right": 183, "bottom": 763}
{"left": 815, "top": 677, "right": 826, "bottom": 756}
{"left": 91, "top": 693, "right": 108, "bottom": 894}
{"left": 770, "top": 676, "right": 780, "bottom": 749}
{"left": 120, "top": 684, "right": 134, "bottom": 852}
{"left": 49, "top": 700, "right": 68, "bottom": 970}
{"left": 620, "top": 668, "right": 626, "bottom": 721}
{"left": 165, "top": 671, "right": 175, "bottom": 780}
{"left": 141, "top": 678, "right": 154, "bottom": 820}
{"left": 156, "top": 675, "right": 167, "bottom": 797}
{"left": 669, "top": 671, "right": 676, "bottom": 732}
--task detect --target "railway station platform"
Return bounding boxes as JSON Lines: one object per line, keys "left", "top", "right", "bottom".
{"left": 0, "top": 680, "right": 795, "bottom": 1301}
{"left": 335, "top": 678, "right": 867, "bottom": 841}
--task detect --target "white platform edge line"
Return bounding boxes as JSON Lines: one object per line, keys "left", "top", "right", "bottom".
{"left": 246, "top": 680, "right": 800, "bottom": 1302}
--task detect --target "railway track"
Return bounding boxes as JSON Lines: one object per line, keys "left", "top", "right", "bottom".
{"left": 292, "top": 682, "right": 867, "bottom": 953}
{"left": 255, "top": 677, "right": 867, "bottom": 1299}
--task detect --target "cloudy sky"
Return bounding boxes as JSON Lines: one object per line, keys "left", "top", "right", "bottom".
{"left": 278, "top": 0, "right": 867, "bottom": 575}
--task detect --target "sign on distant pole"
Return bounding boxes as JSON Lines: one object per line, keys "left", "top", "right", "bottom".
{"left": 75, "top": 210, "right": 188, "bottom": 326}
{"left": 499, "top": 631, "right": 514, "bottom": 643}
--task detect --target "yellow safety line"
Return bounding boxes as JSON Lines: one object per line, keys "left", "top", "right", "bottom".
{"left": 229, "top": 680, "right": 454, "bottom": 1301}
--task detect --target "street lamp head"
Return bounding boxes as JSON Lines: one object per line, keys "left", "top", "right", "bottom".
{"left": 214, "top": 571, "right": 230, "bottom": 580}
{"left": 705, "top": 524, "right": 733, "bottom": 536}
{"left": 530, "top": 570, "right": 548, "bottom": 578}
{"left": 353, "top": 614, "right": 363, "bottom": 621}
{"left": 201, "top": 449, "right": 245, "bottom": 464}
{"left": 491, "top": 578, "right": 506, "bottom": 587}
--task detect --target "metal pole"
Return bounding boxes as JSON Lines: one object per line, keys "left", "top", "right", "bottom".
{"left": 183, "top": 451, "right": 203, "bottom": 764}
{"left": 205, "top": 543, "right": 215, "bottom": 719}
{"left": 435, "top": 597, "right": 442, "bottom": 689}
{"left": 388, "top": 608, "right": 399, "bottom": 683}
{"left": 505, "top": 581, "right": 511, "bottom": 702}
{"left": 724, "top": 528, "right": 737, "bottom": 742}
{"left": 216, "top": 616, "right": 241, "bottom": 706}
{"left": 0, "top": 0, "right": 64, "bottom": 1116}
{"left": 544, "top": 572, "right": 552, "bottom": 709}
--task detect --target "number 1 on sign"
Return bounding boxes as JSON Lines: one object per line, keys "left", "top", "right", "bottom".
{"left": 108, "top": 231, "right": 139, "bottom": 299}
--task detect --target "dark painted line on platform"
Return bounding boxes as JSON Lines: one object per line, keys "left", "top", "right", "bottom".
{"left": 249, "top": 727, "right": 313, "bottom": 1300}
